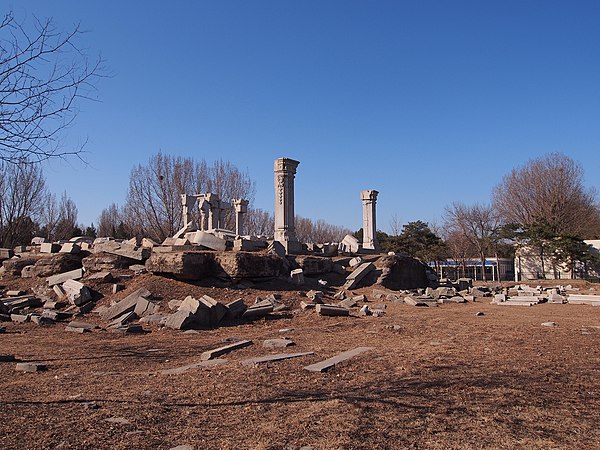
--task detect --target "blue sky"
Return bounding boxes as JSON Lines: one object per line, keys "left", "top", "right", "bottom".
{"left": 8, "top": 1, "right": 600, "bottom": 233}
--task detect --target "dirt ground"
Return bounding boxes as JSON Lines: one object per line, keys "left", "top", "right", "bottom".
{"left": 1, "top": 276, "right": 599, "bottom": 449}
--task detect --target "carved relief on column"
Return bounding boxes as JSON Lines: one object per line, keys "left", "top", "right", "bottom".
{"left": 274, "top": 158, "right": 300, "bottom": 253}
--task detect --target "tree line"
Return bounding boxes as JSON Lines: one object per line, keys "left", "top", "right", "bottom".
{"left": 374, "top": 153, "right": 600, "bottom": 280}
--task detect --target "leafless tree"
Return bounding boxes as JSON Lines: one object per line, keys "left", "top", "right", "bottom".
{"left": 245, "top": 208, "right": 274, "bottom": 237}
{"left": 493, "top": 153, "right": 600, "bottom": 238}
{"left": 123, "top": 153, "right": 256, "bottom": 242}
{"left": 97, "top": 203, "right": 127, "bottom": 238}
{"left": 0, "top": 160, "right": 46, "bottom": 246}
{"left": 54, "top": 192, "right": 78, "bottom": 240}
{"left": 444, "top": 202, "right": 502, "bottom": 281}
{"left": 444, "top": 230, "right": 477, "bottom": 278}
{"left": 0, "top": 12, "right": 104, "bottom": 163}
{"left": 295, "top": 216, "right": 352, "bottom": 244}
{"left": 389, "top": 213, "right": 402, "bottom": 236}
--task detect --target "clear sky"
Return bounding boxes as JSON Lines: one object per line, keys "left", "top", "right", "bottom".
{"left": 8, "top": 1, "right": 600, "bottom": 233}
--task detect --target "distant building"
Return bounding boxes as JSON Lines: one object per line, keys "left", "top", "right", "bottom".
{"left": 514, "top": 240, "right": 600, "bottom": 281}
{"left": 430, "top": 257, "right": 514, "bottom": 282}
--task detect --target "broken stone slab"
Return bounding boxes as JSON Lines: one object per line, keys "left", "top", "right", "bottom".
{"left": 82, "top": 252, "right": 137, "bottom": 272}
{"left": 242, "top": 304, "right": 274, "bottom": 319}
{"left": 359, "top": 305, "right": 371, "bottom": 316}
{"left": 200, "top": 295, "right": 228, "bottom": 324}
{"left": 240, "top": 351, "right": 314, "bottom": 366}
{"left": 404, "top": 296, "right": 436, "bottom": 307}
{"left": 333, "top": 290, "right": 346, "bottom": 300}
{"left": 548, "top": 293, "right": 566, "bottom": 304}
{"left": 109, "top": 324, "right": 145, "bottom": 334}
{"left": 165, "top": 310, "right": 199, "bottom": 330}
{"left": 40, "top": 243, "right": 61, "bottom": 253}
{"left": 292, "top": 255, "right": 334, "bottom": 275}
{"left": 67, "top": 320, "right": 98, "bottom": 330}
{"left": 349, "top": 256, "right": 362, "bottom": 267}
{"left": 100, "top": 288, "right": 152, "bottom": 321}
{"left": 200, "top": 339, "right": 253, "bottom": 361}
{"left": 30, "top": 315, "right": 54, "bottom": 325}
{"left": 315, "top": 304, "right": 350, "bottom": 317}
{"left": 59, "top": 243, "right": 81, "bottom": 254}
{"left": 145, "top": 251, "right": 217, "bottom": 280}
{"left": 108, "top": 311, "right": 137, "bottom": 328}
{"left": 15, "top": 362, "right": 48, "bottom": 372}
{"left": 343, "top": 262, "right": 375, "bottom": 290}
{"left": 112, "top": 284, "right": 124, "bottom": 294}
{"left": 62, "top": 279, "right": 92, "bottom": 306}
{"left": 5, "top": 290, "right": 26, "bottom": 297}
{"left": 306, "top": 290, "right": 324, "bottom": 302}
{"left": 224, "top": 298, "right": 247, "bottom": 319}
{"left": 290, "top": 268, "right": 304, "bottom": 285}
{"left": 47, "top": 268, "right": 84, "bottom": 286}
{"left": 41, "top": 310, "right": 71, "bottom": 321}
{"left": 168, "top": 300, "right": 183, "bottom": 311}
{"left": 65, "top": 326, "right": 90, "bottom": 333}
{"left": 93, "top": 241, "right": 150, "bottom": 261}
{"left": 338, "top": 298, "right": 357, "bottom": 309}
{"left": 0, "top": 300, "right": 8, "bottom": 315}
{"left": 0, "top": 248, "right": 15, "bottom": 260}
{"left": 11, "top": 313, "right": 29, "bottom": 323}
{"left": 2, "top": 295, "right": 41, "bottom": 310}
{"left": 300, "top": 300, "right": 315, "bottom": 310}
{"left": 263, "top": 338, "right": 295, "bottom": 348}
{"left": 304, "top": 347, "right": 374, "bottom": 372}
{"left": 160, "top": 359, "right": 227, "bottom": 375}
{"left": 87, "top": 271, "right": 114, "bottom": 283}
{"left": 339, "top": 235, "right": 360, "bottom": 254}
{"left": 187, "top": 230, "right": 227, "bottom": 251}
{"left": 352, "top": 294, "right": 367, "bottom": 302}
{"left": 567, "top": 294, "right": 600, "bottom": 305}
{"left": 542, "top": 321, "right": 558, "bottom": 327}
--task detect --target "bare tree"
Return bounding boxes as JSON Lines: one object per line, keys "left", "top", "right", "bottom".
{"left": 0, "top": 12, "right": 104, "bottom": 163}
{"left": 245, "top": 208, "right": 274, "bottom": 237}
{"left": 444, "top": 202, "right": 501, "bottom": 281}
{"left": 123, "top": 153, "right": 256, "bottom": 242}
{"left": 97, "top": 203, "right": 127, "bottom": 238}
{"left": 54, "top": 192, "right": 78, "bottom": 240}
{"left": 0, "top": 160, "right": 46, "bottom": 246}
{"left": 295, "top": 216, "right": 352, "bottom": 244}
{"left": 493, "top": 153, "right": 600, "bottom": 238}
{"left": 389, "top": 213, "right": 402, "bottom": 236}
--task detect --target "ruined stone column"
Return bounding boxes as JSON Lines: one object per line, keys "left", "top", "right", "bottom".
{"left": 181, "top": 194, "right": 197, "bottom": 228}
{"left": 232, "top": 199, "right": 249, "bottom": 236}
{"left": 274, "top": 157, "right": 301, "bottom": 253}
{"left": 361, "top": 190, "right": 380, "bottom": 251}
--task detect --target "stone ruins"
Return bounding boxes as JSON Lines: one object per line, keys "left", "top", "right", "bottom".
{"left": 168, "top": 157, "right": 381, "bottom": 256}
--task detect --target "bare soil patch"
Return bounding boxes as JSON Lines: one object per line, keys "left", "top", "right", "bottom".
{"left": 1, "top": 280, "right": 599, "bottom": 449}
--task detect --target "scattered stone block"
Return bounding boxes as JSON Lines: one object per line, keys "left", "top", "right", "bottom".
{"left": 0, "top": 300, "right": 7, "bottom": 315}
{"left": 339, "top": 235, "right": 360, "bottom": 254}
{"left": 359, "top": 305, "right": 371, "bottom": 316}
{"left": 338, "top": 298, "right": 357, "bottom": 309}
{"left": 0, "top": 354, "right": 15, "bottom": 361}
{"left": 542, "top": 321, "right": 558, "bottom": 327}
{"left": 11, "top": 313, "right": 29, "bottom": 323}
{"left": 165, "top": 310, "right": 198, "bottom": 330}
{"left": 47, "top": 268, "right": 84, "bottom": 286}
{"left": 241, "top": 351, "right": 314, "bottom": 366}
{"left": 62, "top": 279, "right": 92, "bottom": 306}
{"left": 263, "top": 338, "right": 295, "bottom": 348}
{"left": 187, "top": 230, "right": 227, "bottom": 251}
{"left": 30, "top": 315, "right": 54, "bottom": 325}
{"left": 225, "top": 298, "right": 247, "bottom": 319}
{"left": 16, "top": 362, "right": 47, "bottom": 372}
{"left": 333, "top": 290, "right": 346, "bottom": 300}
{"left": 290, "top": 268, "right": 305, "bottom": 285}
{"left": 112, "top": 283, "right": 124, "bottom": 294}
{"left": 65, "top": 326, "right": 90, "bottom": 333}
{"left": 315, "top": 304, "right": 350, "bottom": 317}
{"left": 200, "top": 339, "right": 253, "bottom": 360}
{"left": 67, "top": 321, "right": 97, "bottom": 330}
{"left": 100, "top": 288, "right": 152, "bottom": 320}
{"left": 108, "top": 311, "right": 137, "bottom": 328}
{"left": 31, "top": 237, "right": 46, "bottom": 245}
{"left": 349, "top": 256, "right": 362, "bottom": 267}
{"left": 306, "top": 290, "right": 324, "bottom": 302}
{"left": 6, "top": 290, "right": 26, "bottom": 297}
{"left": 242, "top": 303, "right": 274, "bottom": 319}
{"left": 87, "top": 271, "right": 114, "bottom": 283}
{"left": 40, "top": 243, "right": 60, "bottom": 253}
{"left": 59, "top": 243, "right": 81, "bottom": 254}
{"left": 352, "top": 294, "right": 367, "bottom": 302}
{"left": 304, "top": 347, "right": 373, "bottom": 372}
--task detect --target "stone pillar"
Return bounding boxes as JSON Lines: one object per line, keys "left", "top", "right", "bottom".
{"left": 197, "top": 198, "right": 209, "bottom": 231}
{"left": 205, "top": 193, "right": 220, "bottom": 231}
{"left": 232, "top": 199, "right": 249, "bottom": 236}
{"left": 360, "top": 190, "right": 380, "bottom": 251}
{"left": 181, "top": 194, "right": 196, "bottom": 228}
{"left": 274, "top": 157, "right": 301, "bottom": 253}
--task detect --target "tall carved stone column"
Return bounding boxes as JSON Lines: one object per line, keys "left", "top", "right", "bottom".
{"left": 361, "top": 190, "right": 380, "bottom": 251}
{"left": 232, "top": 199, "right": 248, "bottom": 236}
{"left": 274, "top": 158, "right": 301, "bottom": 253}
{"left": 181, "top": 194, "right": 196, "bottom": 228}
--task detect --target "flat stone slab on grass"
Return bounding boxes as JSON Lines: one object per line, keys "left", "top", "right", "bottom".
{"left": 47, "top": 268, "right": 84, "bottom": 286}
{"left": 241, "top": 352, "right": 314, "bottom": 367}
{"left": 304, "top": 347, "right": 374, "bottom": 373}
{"left": 160, "top": 358, "right": 227, "bottom": 375}
{"left": 200, "top": 339, "right": 253, "bottom": 361}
